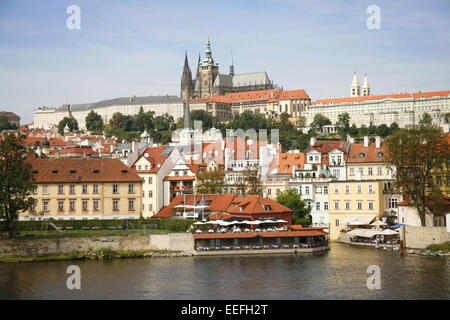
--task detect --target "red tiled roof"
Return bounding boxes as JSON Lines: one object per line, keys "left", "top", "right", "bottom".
{"left": 131, "top": 146, "right": 171, "bottom": 173}
{"left": 313, "top": 90, "right": 450, "bottom": 105}
{"left": 347, "top": 142, "right": 387, "bottom": 163}
{"left": 154, "top": 194, "right": 292, "bottom": 219}
{"left": 27, "top": 157, "right": 143, "bottom": 183}
{"left": 277, "top": 89, "right": 310, "bottom": 100}
{"left": 21, "top": 136, "right": 71, "bottom": 147}
{"left": 268, "top": 152, "right": 306, "bottom": 174}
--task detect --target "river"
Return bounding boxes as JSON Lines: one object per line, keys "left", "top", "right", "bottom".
{"left": 0, "top": 243, "right": 448, "bottom": 299}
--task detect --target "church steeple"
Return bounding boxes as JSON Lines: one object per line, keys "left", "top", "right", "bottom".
{"left": 203, "top": 36, "right": 216, "bottom": 66}
{"left": 229, "top": 49, "right": 234, "bottom": 76}
{"left": 181, "top": 51, "right": 193, "bottom": 100}
{"left": 350, "top": 72, "right": 360, "bottom": 97}
{"left": 362, "top": 73, "right": 370, "bottom": 96}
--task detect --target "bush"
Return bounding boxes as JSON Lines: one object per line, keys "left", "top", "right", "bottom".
{"left": 4, "top": 217, "right": 194, "bottom": 232}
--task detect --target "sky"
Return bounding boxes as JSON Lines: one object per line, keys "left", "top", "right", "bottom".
{"left": 1, "top": 0, "right": 449, "bottom": 124}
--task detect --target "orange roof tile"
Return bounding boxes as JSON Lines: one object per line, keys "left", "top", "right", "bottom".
{"left": 347, "top": 142, "right": 387, "bottom": 163}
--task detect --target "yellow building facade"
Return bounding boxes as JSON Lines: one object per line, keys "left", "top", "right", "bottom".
{"left": 23, "top": 158, "right": 143, "bottom": 220}
{"left": 328, "top": 180, "right": 384, "bottom": 241}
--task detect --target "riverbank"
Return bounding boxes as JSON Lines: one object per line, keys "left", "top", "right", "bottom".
{"left": 0, "top": 248, "right": 192, "bottom": 263}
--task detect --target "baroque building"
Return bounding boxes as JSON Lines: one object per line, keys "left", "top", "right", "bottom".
{"left": 181, "top": 38, "right": 274, "bottom": 100}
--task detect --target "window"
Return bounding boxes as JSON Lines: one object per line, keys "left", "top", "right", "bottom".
{"left": 70, "top": 201, "right": 75, "bottom": 211}
{"left": 82, "top": 201, "right": 88, "bottom": 211}
{"left": 113, "top": 200, "right": 119, "bottom": 211}
{"left": 349, "top": 168, "right": 354, "bottom": 176}
{"left": 334, "top": 201, "right": 339, "bottom": 209}
{"left": 267, "top": 188, "right": 271, "bottom": 195}
{"left": 43, "top": 201, "right": 48, "bottom": 211}
{"left": 149, "top": 204, "right": 153, "bottom": 211}
{"left": 43, "top": 185, "right": 49, "bottom": 195}
{"left": 368, "top": 202, "right": 374, "bottom": 210}
{"left": 345, "top": 185, "right": 350, "bottom": 194}
{"left": 305, "top": 186, "right": 310, "bottom": 195}
{"left": 334, "top": 185, "right": 339, "bottom": 194}
{"left": 368, "top": 167, "right": 373, "bottom": 175}
{"left": 359, "top": 168, "right": 364, "bottom": 176}
{"left": 316, "top": 202, "right": 320, "bottom": 211}
{"left": 323, "top": 186, "right": 328, "bottom": 194}
{"left": 145, "top": 165, "right": 149, "bottom": 170}
{"left": 148, "top": 177, "right": 153, "bottom": 184}
{"left": 30, "top": 202, "right": 35, "bottom": 212}
{"left": 388, "top": 198, "right": 398, "bottom": 209}
{"left": 345, "top": 202, "right": 350, "bottom": 210}
{"left": 113, "top": 184, "right": 118, "bottom": 194}
{"left": 357, "top": 185, "right": 362, "bottom": 194}
{"left": 315, "top": 186, "right": 322, "bottom": 194}
{"left": 129, "top": 200, "right": 135, "bottom": 211}
{"left": 93, "top": 201, "right": 99, "bottom": 211}
{"left": 82, "top": 185, "right": 88, "bottom": 194}
{"left": 377, "top": 167, "right": 382, "bottom": 175}
{"left": 357, "top": 202, "right": 362, "bottom": 210}
{"left": 93, "top": 185, "right": 99, "bottom": 194}
{"left": 69, "top": 185, "right": 75, "bottom": 195}
{"left": 137, "top": 165, "right": 141, "bottom": 170}
{"left": 58, "top": 185, "right": 64, "bottom": 194}
{"left": 149, "top": 190, "right": 153, "bottom": 198}
{"left": 368, "top": 185, "right": 374, "bottom": 194}
{"left": 276, "top": 189, "right": 280, "bottom": 195}
{"left": 324, "top": 202, "right": 329, "bottom": 210}
{"left": 58, "top": 201, "right": 64, "bottom": 211}
{"left": 335, "top": 219, "right": 340, "bottom": 227}
{"left": 129, "top": 184, "right": 134, "bottom": 194}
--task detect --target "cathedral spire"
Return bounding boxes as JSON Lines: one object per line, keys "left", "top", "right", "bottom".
{"left": 229, "top": 49, "right": 234, "bottom": 76}
{"left": 180, "top": 51, "right": 193, "bottom": 100}
{"left": 203, "top": 36, "right": 215, "bottom": 66}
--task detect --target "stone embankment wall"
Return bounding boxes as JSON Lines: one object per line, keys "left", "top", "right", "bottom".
{"left": 0, "top": 234, "right": 195, "bottom": 257}
{"left": 401, "top": 226, "right": 449, "bottom": 249}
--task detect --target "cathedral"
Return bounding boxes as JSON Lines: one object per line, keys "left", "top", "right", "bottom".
{"left": 181, "top": 38, "right": 274, "bottom": 100}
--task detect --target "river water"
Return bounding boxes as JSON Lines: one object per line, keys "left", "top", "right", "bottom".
{"left": 0, "top": 243, "right": 448, "bottom": 299}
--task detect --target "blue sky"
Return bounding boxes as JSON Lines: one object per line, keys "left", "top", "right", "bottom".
{"left": 1, "top": 0, "right": 449, "bottom": 123}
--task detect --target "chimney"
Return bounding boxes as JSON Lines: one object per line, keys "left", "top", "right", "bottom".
{"left": 363, "top": 136, "right": 369, "bottom": 148}
{"left": 131, "top": 141, "right": 136, "bottom": 154}
{"left": 375, "top": 136, "right": 382, "bottom": 149}
{"left": 310, "top": 137, "right": 316, "bottom": 146}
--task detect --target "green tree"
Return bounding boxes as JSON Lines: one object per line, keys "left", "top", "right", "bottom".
{"left": 0, "top": 116, "right": 14, "bottom": 131}
{"left": 336, "top": 112, "right": 350, "bottom": 137}
{"left": 0, "top": 134, "right": 37, "bottom": 238}
{"left": 275, "top": 189, "right": 311, "bottom": 225}
{"left": 310, "top": 114, "right": 331, "bottom": 132}
{"left": 389, "top": 122, "right": 399, "bottom": 135}
{"left": 243, "top": 167, "right": 263, "bottom": 196}
{"left": 384, "top": 124, "right": 449, "bottom": 226}
{"left": 376, "top": 124, "right": 390, "bottom": 137}
{"left": 191, "top": 110, "right": 213, "bottom": 130}
{"left": 195, "top": 170, "right": 226, "bottom": 194}
{"left": 419, "top": 112, "right": 433, "bottom": 126}
{"left": 85, "top": 111, "right": 104, "bottom": 134}
{"left": 57, "top": 117, "right": 79, "bottom": 135}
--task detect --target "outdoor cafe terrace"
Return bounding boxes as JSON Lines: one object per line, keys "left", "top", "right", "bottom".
{"left": 191, "top": 217, "right": 328, "bottom": 252}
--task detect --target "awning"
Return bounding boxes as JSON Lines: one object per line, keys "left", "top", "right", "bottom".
{"left": 377, "top": 229, "right": 399, "bottom": 235}
{"left": 347, "top": 228, "right": 380, "bottom": 238}
{"left": 343, "top": 215, "right": 376, "bottom": 225}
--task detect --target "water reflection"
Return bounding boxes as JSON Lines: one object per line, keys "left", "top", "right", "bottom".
{"left": 0, "top": 243, "right": 448, "bottom": 299}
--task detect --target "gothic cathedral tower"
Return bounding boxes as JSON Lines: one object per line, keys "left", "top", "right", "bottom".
{"left": 196, "top": 37, "right": 219, "bottom": 98}
{"left": 181, "top": 52, "right": 194, "bottom": 100}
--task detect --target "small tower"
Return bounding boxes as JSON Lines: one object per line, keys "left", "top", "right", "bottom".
{"left": 229, "top": 49, "right": 235, "bottom": 76}
{"left": 350, "top": 72, "right": 360, "bottom": 97}
{"left": 183, "top": 98, "right": 193, "bottom": 129}
{"left": 362, "top": 73, "right": 370, "bottom": 96}
{"left": 181, "top": 51, "right": 194, "bottom": 100}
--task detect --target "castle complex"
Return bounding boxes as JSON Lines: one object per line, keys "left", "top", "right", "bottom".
{"left": 181, "top": 38, "right": 274, "bottom": 100}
